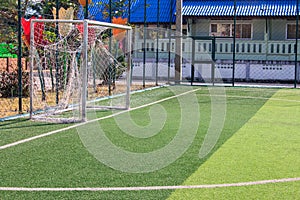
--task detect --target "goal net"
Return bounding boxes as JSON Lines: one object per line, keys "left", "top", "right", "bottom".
{"left": 29, "top": 19, "right": 132, "bottom": 123}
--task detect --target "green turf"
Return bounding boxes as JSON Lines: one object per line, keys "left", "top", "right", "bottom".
{"left": 0, "top": 86, "right": 279, "bottom": 199}
{"left": 0, "top": 119, "right": 69, "bottom": 146}
{"left": 168, "top": 89, "right": 300, "bottom": 199}
{"left": 0, "top": 87, "right": 170, "bottom": 146}
{"left": 167, "top": 181, "right": 300, "bottom": 200}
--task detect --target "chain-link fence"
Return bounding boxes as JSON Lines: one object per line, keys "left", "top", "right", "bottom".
{"left": 185, "top": 0, "right": 300, "bottom": 88}
{"left": 0, "top": 0, "right": 30, "bottom": 119}
{"left": 1, "top": 0, "right": 299, "bottom": 120}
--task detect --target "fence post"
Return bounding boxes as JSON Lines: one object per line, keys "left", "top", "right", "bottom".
{"left": 18, "top": 0, "right": 22, "bottom": 113}
{"left": 232, "top": 0, "right": 236, "bottom": 87}
{"left": 167, "top": 0, "right": 173, "bottom": 84}
{"left": 155, "top": 0, "right": 160, "bottom": 86}
{"left": 295, "top": 0, "right": 299, "bottom": 88}
{"left": 143, "top": 0, "right": 147, "bottom": 88}
{"left": 175, "top": 0, "right": 182, "bottom": 84}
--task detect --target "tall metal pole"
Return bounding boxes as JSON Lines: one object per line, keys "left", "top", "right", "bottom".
{"left": 85, "top": 0, "right": 89, "bottom": 19}
{"left": 109, "top": 0, "right": 112, "bottom": 50}
{"left": 128, "top": 0, "right": 133, "bottom": 85}
{"left": 232, "top": 0, "right": 236, "bottom": 86}
{"left": 128, "top": 0, "right": 131, "bottom": 23}
{"left": 17, "top": 0, "right": 22, "bottom": 113}
{"left": 155, "top": 0, "right": 160, "bottom": 86}
{"left": 168, "top": 0, "right": 173, "bottom": 84}
{"left": 175, "top": 0, "right": 182, "bottom": 84}
{"left": 55, "top": 0, "right": 60, "bottom": 104}
{"left": 143, "top": 0, "right": 147, "bottom": 88}
{"left": 108, "top": 0, "right": 112, "bottom": 95}
{"left": 295, "top": 0, "right": 299, "bottom": 88}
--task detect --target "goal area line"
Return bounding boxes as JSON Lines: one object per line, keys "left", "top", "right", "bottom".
{"left": 0, "top": 177, "right": 299, "bottom": 192}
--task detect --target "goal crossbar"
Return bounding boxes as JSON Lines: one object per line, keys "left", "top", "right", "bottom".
{"left": 30, "top": 19, "right": 132, "bottom": 30}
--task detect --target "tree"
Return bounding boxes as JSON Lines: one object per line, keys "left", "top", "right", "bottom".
{"left": 0, "top": 1, "right": 19, "bottom": 47}
{"left": 0, "top": 0, "right": 82, "bottom": 54}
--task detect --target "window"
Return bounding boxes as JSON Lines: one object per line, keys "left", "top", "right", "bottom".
{"left": 241, "top": 24, "right": 251, "bottom": 38}
{"left": 287, "top": 24, "right": 300, "bottom": 39}
{"left": 211, "top": 24, "right": 217, "bottom": 33}
{"left": 221, "top": 24, "right": 231, "bottom": 36}
{"left": 210, "top": 23, "right": 251, "bottom": 38}
{"left": 234, "top": 24, "right": 251, "bottom": 38}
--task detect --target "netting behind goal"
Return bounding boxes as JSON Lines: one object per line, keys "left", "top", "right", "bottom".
{"left": 29, "top": 19, "right": 132, "bottom": 123}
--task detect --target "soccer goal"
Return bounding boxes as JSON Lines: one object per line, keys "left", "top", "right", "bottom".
{"left": 29, "top": 19, "right": 132, "bottom": 123}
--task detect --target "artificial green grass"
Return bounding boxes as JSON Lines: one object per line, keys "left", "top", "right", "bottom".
{"left": 167, "top": 181, "right": 300, "bottom": 200}
{"left": 0, "top": 86, "right": 170, "bottom": 147}
{"left": 1, "top": 181, "right": 299, "bottom": 200}
{"left": 0, "top": 118, "right": 69, "bottom": 146}
{"left": 0, "top": 86, "right": 278, "bottom": 199}
{"left": 168, "top": 89, "right": 300, "bottom": 199}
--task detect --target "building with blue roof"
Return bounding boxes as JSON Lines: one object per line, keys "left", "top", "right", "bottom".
{"left": 81, "top": 0, "right": 299, "bottom": 41}
{"left": 82, "top": 0, "right": 299, "bottom": 21}
{"left": 183, "top": 0, "right": 298, "bottom": 17}
{"left": 80, "top": 0, "right": 300, "bottom": 82}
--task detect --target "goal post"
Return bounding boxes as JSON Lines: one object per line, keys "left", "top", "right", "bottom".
{"left": 29, "top": 19, "right": 132, "bottom": 123}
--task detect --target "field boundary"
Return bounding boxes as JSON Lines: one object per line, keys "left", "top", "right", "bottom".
{"left": 0, "top": 177, "right": 299, "bottom": 191}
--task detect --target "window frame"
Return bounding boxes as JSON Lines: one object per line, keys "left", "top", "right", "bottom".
{"left": 209, "top": 23, "right": 252, "bottom": 39}
{"left": 286, "top": 23, "right": 300, "bottom": 40}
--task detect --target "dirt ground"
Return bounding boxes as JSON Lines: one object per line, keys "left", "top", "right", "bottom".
{"left": 0, "top": 83, "right": 151, "bottom": 119}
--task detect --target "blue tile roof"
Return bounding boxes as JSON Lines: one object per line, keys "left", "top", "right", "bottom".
{"left": 78, "top": 0, "right": 110, "bottom": 22}
{"left": 129, "top": 0, "right": 176, "bottom": 23}
{"left": 79, "top": 0, "right": 300, "bottom": 23}
{"left": 183, "top": 0, "right": 299, "bottom": 17}
{"left": 78, "top": 0, "right": 176, "bottom": 23}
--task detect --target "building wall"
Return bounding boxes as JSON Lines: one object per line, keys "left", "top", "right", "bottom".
{"left": 191, "top": 18, "right": 291, "bottom": 41}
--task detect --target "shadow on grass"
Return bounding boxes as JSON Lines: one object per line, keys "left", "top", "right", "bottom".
{"left": 0, "top": 118, "right": 69, "bottom": 130}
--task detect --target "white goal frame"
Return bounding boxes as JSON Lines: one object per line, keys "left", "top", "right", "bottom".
{"left": 29, "top": 19, "right": 132, "bottom": 122}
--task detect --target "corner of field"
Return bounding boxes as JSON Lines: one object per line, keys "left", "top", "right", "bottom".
{"left": 168, "top": 89, "right": 300, "bottom": 199}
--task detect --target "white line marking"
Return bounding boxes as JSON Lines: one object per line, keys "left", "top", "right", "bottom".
{"left": 199, "top": 94, "right": 300, "bottom": 103}
{"left": 0, "top": 177, "right": 299, "bottom": 191}
{"left": 0, "top": 88, "right": 201, "bottom": 151}
{"left": 2, "top": 88, "right": 299, "bottom": 151}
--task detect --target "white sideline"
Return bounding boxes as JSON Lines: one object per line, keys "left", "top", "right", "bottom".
{"left": 0, "top": 88, "right": 201, "bottom": 151}
{"left": 198, "top": 93, "right": 300, "bottom": 103}
{"left": 0, "top": 177, "right": 299, "bottom": 191}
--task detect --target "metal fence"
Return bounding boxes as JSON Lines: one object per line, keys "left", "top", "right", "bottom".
{"left": 0, "top": 0, "right": 299, "bottom": 120}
